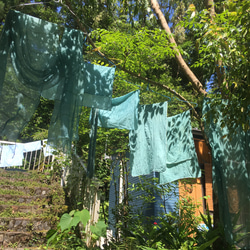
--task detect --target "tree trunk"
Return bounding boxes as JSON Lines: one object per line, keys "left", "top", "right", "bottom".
{"left": 205, "top": 0, "right": 215, "bottom": 17}
{"left": 150, "top": 0, "right": 207, "bottom": 96}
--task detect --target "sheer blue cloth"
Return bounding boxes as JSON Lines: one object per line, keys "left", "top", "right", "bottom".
{"left": 0, "top": 10, "right": 115, "bottom": 151}
{"left": 203, "top": 98, "right": 250, "bottom": 246}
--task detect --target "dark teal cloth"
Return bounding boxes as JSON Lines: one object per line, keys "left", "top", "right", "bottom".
{"left": 82, "top": 63, "right": 115, "bottom": 111}
{"left": 0, "top": 10, "right": 115, "bottom": 151}
{"left": 203, "top": 98, "right": 250, "bottom": 246}
{"left": 87, "top": 90, "right": 139, "bottom": 178}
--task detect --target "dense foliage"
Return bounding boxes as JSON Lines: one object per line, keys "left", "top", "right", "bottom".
{"left": 182, "top": 0, "right": 250, "bottom": 131}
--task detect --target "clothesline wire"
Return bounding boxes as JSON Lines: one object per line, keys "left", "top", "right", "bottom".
{"left": 148, "top": 88, "right": 171, "bottom": 102}
{"left": 7, "top": 3, "right": 196, "bottom": 108}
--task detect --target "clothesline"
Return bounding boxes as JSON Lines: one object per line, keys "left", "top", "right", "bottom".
{"left": 87, "top": 89, "right": 201, "bottom": 182}
{"left": 2, "top": 11, "right": 249, "bottom": 246}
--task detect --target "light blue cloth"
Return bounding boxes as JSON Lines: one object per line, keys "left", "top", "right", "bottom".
{"left": 159, "top": 111, "right": 200, "bottom": 184}
{"left": 82, "top": 63, "right": 115, "bottom": 111}
{"left": 43, "top": 140, "right": 55, "bottom": 157}
{"left": 0, "top": 144, "right": 24, "bottom": 167}
{"left": 95, "top": 90, "right": 140, "bottom": 130}
{"left": 23, "top": 141, "right": 41, "bottom": 152}
{"left": 129, "top": 102, "right": 168, "bottom": 176}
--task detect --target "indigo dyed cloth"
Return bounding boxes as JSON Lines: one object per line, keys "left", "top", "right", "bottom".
{"left": 159, "top": 111, "right": 200, "bottom": 184}
{"left": 0, "top": 144, "right": 24, "bottom": 167}
{"left": 87, "top": 91, "right": 139, "bottom": 178}
{"left": 95, "top": 90, "right": 140, "bottom": 130}
{"left": 82, "top": 63, "right": 115, "bottom": 111}
{"left": 0, "top": 10, "right": 115, "bottom": 152}
{"left": 0, "top": 10, "right": 85, "bottom": 152}
{"left": 129, "top": 102, "right": 168, "bottom": 177}
{"left": 203, "top": 98, "right": 250, "bottom": 245}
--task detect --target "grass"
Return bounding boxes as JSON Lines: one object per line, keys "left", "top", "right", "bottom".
{"left": 0, "top": 207, "right": 34, "bottom": 218}
{"left": 0, "top": 188, "right": 27, "bottom": 196}
{"left": 0, "top": 178, "right": 50, "bottom": 188}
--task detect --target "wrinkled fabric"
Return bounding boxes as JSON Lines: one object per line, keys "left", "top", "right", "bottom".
{"left": 159, "top": 111, "right": 200, "bottom": 184}
{"left": 129, "top": 102, "right": 168, "bottom": 177}
{"left": 0, "top": 144, "right": 24, "bottom": 167}
{"left": 203, "top": 98, "right": 250, "bottom": 246}
{"left": 82, "top": 63, "right": 115, "bottom": 110}
{"left": 87, "top": 91, "right": 139, "bottom": 178}
{"left": 0, "top": 10, "right": 115, "bottom": 152}
{"left": 95, "top": 90, "right": 140, "bottom": 130}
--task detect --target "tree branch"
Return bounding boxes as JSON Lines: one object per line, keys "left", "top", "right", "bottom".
{"left": 150, "top": 0, "right": 207, "bottom": 96}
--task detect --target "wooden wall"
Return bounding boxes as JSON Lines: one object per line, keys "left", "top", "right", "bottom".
{"left": 179, "top": 134, "right": 213, "bottom": 216}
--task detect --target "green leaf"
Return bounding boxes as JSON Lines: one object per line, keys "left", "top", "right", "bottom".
{"left": 196, "top": 236, "right": 219, "bottom": 250}
{"left": 90, "top": 220, "right": 107, "bottom": 237}
{"left": 46, "top": 229, "right": 58, "bottom": 246}
{"left": 74, "top": 209, "right": 91, "bottom": 227}
{"left": 59, "top": 213, "right": 80, "bottom": 232}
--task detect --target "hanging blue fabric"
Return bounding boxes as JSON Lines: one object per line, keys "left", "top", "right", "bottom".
{"left": 94, "top": 90, "right": 140, "bottom": 130}
{"left": 203, "top": 98, "right": 250, "bottom": 245}
{"left": 129, "top": 102, "right": 168, "bottom": 177}
{"left": 0, "top": 144, "right": 24, "bottom": 167}
{"left": 82, "top": 62, "right": 115, "bottom": 111}
{"left": 159, "top": 111, "right": 200, "bottom": 184}
{"left": 0, "top": 10, "right": 116, "bottom": 152}
{"left": 87, "top": 90, "right": 139, "bottom": 178}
